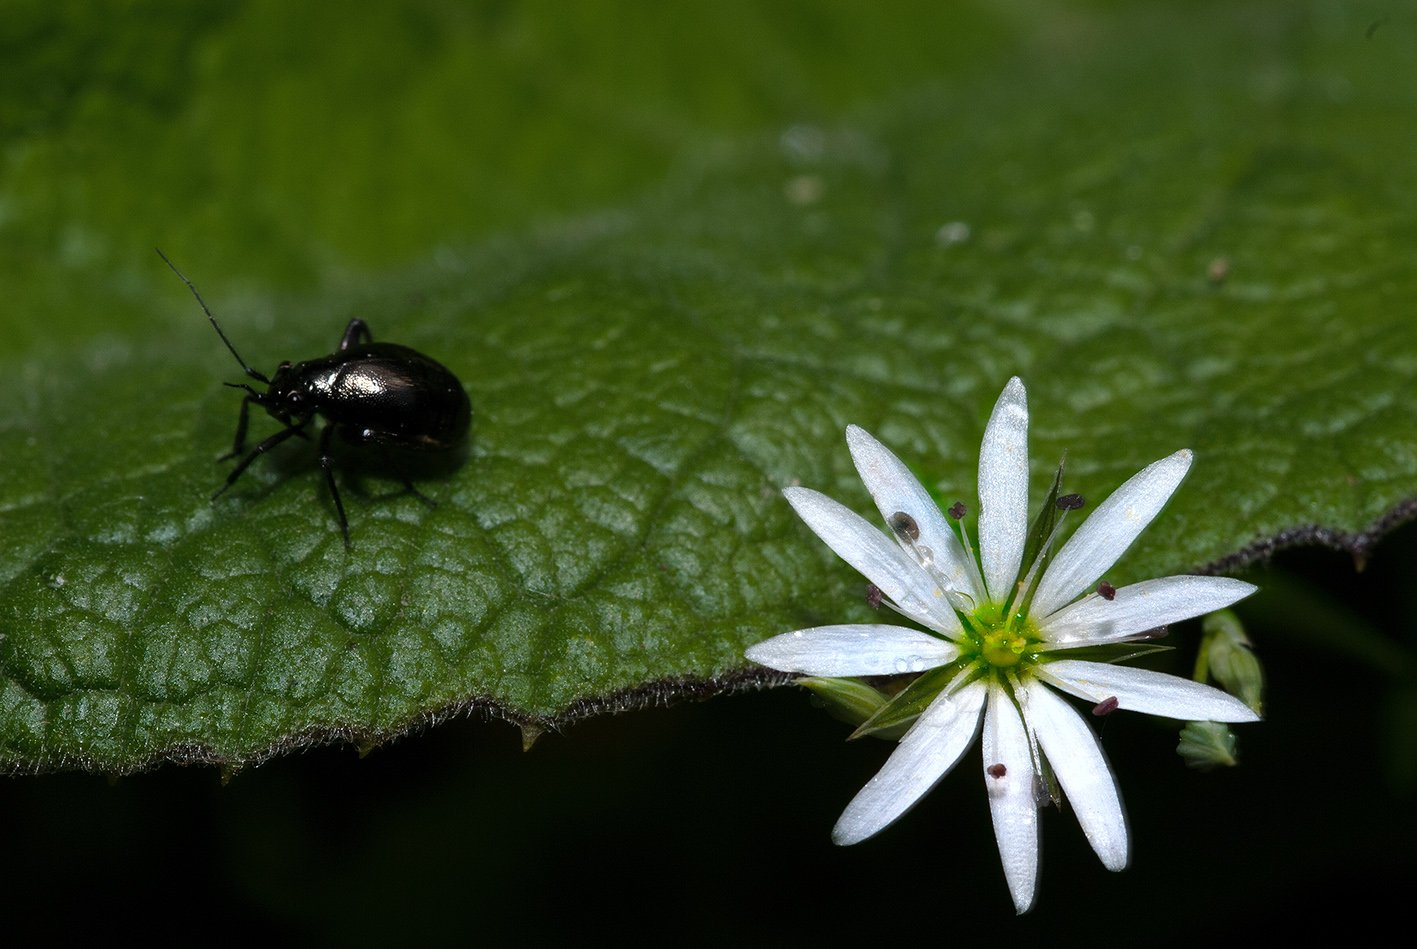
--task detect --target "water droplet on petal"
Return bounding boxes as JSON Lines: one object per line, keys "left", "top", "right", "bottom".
{"left": 894, "top": 655, "right": 925, "bottom": 674}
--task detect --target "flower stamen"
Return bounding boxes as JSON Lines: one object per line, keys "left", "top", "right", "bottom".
{"left": 946, "top": 504, "right": 990, "bottom": 609}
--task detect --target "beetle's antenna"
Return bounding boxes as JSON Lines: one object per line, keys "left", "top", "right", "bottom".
{"left": 155, "top": 248, "right": 270, "bottom": 385}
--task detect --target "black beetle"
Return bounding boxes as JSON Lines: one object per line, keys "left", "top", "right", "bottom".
{"left": 157, "top": 249, "right": 471, "bottom": 548}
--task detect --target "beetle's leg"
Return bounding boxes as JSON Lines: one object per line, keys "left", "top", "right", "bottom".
{"left": 319, "top": 423, "right": 352, "bottom": 549}
{"left": 389, "top": 458, "right": 437, "bottom": 508}
{"left": 219, "top": 383, "right": 269, "bottom": 459}
{"left": 213, "top": 422, "right": 305, "bottom": 500}
{"left": 401, "top": 478, "right": 436, "bottom": 508}
{"left": 338, "top": 319, "right": 373, "bottom": 352}
{"left": 219, "top": 393, "right": 256, "bottom": 460}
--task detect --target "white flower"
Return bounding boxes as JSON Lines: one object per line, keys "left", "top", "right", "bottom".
{"left": 746, "top": 377, "right": 1259, "bottom": 913}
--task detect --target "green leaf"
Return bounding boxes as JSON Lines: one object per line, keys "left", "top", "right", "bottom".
{"left": 5, "top": 1, "right": 1417, "bottom": 772}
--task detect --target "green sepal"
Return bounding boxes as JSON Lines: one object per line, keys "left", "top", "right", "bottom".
{"left": 798, "top": 677, "right": 907, "bottom": 741}
{"left": 848, "top": 659, "right": 973, "bottom": 741}
{"left": 1177, "top": 720, "right": 1239, "bottom": 770}
{"left": 1032, "top": 741, "right": 1063, "bottom": 808}
{"left": 1036, "top": 642, "right": 1173, "bottom": 665}
{"left": 1017, "top": 457, "right": 1068, "bottom": 596}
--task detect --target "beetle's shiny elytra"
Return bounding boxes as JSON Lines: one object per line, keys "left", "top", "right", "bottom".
{"left": 157, "top": 249, "right": 472, "bottom": 548}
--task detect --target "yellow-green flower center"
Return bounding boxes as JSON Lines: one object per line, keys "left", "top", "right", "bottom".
{"left": 980, "top": 627, "right": 1029, "bottom": 667}
{"left": 967, "top": 604, "right": 1040, "bottom": 670}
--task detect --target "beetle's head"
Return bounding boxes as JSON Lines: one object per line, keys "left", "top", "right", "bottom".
{"left": 264, "top": 361, "right": 312, "bottom": 424}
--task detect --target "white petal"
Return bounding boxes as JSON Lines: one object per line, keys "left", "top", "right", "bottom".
{"left": 982, "top": 684, "right": 1039, "bottom": 914}
{"left": 844, "top": 426, "right": 979, "bottom": 602}
{"left": 1036, "top": 659, "right": 1260, "bottom": 722}
{"left": 745, "top": 624, "right": 959, "bottom": 677}
{"left": 1031, "top": 450, "right": 1192, "bottom": 618}
{"left": 1040, "top": 575, "right": 1258, "bottom": 645}
{"left": 832, "top": 679, "right": 987, "bottom": 845}
{"left": 784, "top": 487, "right": 963, "bottom": 636}
{"left": 978, "top": 377, "right": 1030, "bottom": 604}
{"left": 1023, "top": 679, "right": 1129, "bottom": 870}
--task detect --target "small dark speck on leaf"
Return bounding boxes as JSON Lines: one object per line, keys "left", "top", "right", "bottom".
{"left": 1207, "top": 256, "right": 1231, "bottom": 285}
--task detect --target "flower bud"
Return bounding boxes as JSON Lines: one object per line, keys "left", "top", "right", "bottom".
{"left": 798, "top": 677, "right": 907, "bottom": 741}
{"left": 1202, "top": 609, "right": 1264, "bottom": 714}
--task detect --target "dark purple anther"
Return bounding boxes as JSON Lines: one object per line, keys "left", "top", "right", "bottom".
{"left": 948, "top": 501, "right": 967, "bottom": 521}
{"left": 1092, "top": 696, "right": 1120, "bottom": 716}
{"left": 865, "top": 583, "right": 883, "bottom": 609}
{"left": 1056, "top": 493, "right": 1085, "bottom": 511}
{"left": 986, "top": 763, "right": 1007, "bottom": 779}
{"left": 1097, "top": 581, "right": 1116, "bottom": 601}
